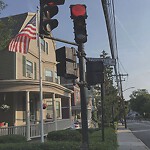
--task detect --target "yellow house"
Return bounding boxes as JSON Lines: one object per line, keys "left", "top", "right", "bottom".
{"left": 0, "top": 12, "right": 73, "bottom": 139}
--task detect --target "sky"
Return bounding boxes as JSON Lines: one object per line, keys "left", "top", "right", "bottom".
{"left": 1, "top": 0, "right": 150, "bottom": 100}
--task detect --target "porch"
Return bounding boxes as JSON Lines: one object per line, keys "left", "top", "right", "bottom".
{"left": 0, "top": 80, "right": 73, "bottom": 140}
{"left": 0, "top": 119, "right": 71, "bottom": 139}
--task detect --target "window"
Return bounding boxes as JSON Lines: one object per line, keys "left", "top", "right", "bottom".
{"left": 45, "top": 69, "right": 53, "bottom": 82}
{"left": 55, "top": 72, "right": 60, "bottom": 83}
{"left": 56, "top": 101, "right": 61, "bottom": 118}
{"left": 41, "top": 38, "right": 45, "bottom": 52}
{"left": 26, "top": 60, "right": 33, "bottom": 78}
{"left": 41, "top": 38, "right": 48, "bottom": 54}
{"left": 22, "top": 56, "right": 35, "bottom": 79}
{"left": 46, "top": 101, "right": 53, "bottom": 119}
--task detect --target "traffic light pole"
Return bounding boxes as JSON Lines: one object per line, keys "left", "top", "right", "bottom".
{"left": 78, "top": 43, "right": 89, "bottom": 150}
{"left": 101, "top": 82, "right": 105, "bottom": 142}
{"left": 37, "top": 8, "right": 44, "bottom": 143}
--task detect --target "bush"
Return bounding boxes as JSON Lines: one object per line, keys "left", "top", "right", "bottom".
{"left": 0, "top": 128, "right": 118, "bottom": 150}
{"left": 0, "top": 141, "right": 80, "bottom": 150}
{"left": 47, "top": 129, "right": 82, "bottom": 142}
{"left": 0, "top": 135, "right": 26, "bottom": 144}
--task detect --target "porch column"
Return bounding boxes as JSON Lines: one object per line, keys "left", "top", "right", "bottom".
{"left": 26, "top": 91, "right": 30, "bottom": 141}
{"left": 52, "top": 93, "right": 57, "bottom": 130}
{"left": 69, "top": 96, "right": 72, "bottom": 124}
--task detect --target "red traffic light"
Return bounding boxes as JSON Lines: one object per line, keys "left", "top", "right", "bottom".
{"left": 70, "top": 4, "right": 87, "bottom": 19}
{"left": 40, "top": 0, "right": 65, "bottom": 6}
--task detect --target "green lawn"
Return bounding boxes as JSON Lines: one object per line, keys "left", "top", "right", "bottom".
{"left": 0, "top": 127, "right": 118, "bottom": 150}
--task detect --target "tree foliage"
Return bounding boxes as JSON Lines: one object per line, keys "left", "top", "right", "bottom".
{"left": 0, "top": 1, "right": 7, "bottom": 14}
{"left": 0, "top": 17, "right": 17, "bottom": 50}
{"left": 130, "top": 89, "right": 150, "bottom": 117}
{"left": 92, "top": 50, "right": 118, "bottom": 126}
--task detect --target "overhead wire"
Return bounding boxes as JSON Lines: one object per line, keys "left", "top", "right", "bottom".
{"left": 101, "top": 0, "right": 123, "bottom": 95}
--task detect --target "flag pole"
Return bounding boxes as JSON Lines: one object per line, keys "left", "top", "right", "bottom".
{"left": 36, "top": 7, "right": 44, "bottom": 143}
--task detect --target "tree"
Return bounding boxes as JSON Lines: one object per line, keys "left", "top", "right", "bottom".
{"left": 0, "top": 17, "right": 17, "bottom": 50}
{"left": 130, "top": 89, "right": 150, "bottom": 117}
{"left": 0, "top": 1, "right": 7, "bottom": 14}
{"left": 92, "top": 50, "right": 118, "bottom": 127}
{"left": 0, "top": 1, "right": 10, "bottom": 50}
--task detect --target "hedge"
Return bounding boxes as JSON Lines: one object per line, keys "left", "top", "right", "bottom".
{"left": 0, "top": 135, "right": 26, "bottom": 144}
{"left": 47, "top": 129, "right": 81, "bottom": 142}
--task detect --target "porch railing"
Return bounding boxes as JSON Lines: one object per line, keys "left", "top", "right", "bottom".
{"left": 0, "top": 119, "right": 71, "bottom": 139}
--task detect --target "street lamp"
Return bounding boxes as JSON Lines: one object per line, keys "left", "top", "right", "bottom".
{"left": 123, "top": 87, "right": 135, "bottom": 92}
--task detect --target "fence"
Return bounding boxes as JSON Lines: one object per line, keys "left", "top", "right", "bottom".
{"left": 0, "top": 119, "right": 71, "bottom": 139}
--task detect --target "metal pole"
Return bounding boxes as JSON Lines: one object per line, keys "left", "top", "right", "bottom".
{"left": 101, "top": 82, "right": 105, "bottom": 142}
{"left": 37, "top": 8, "right": 44, "bottom": 143}
{"left": 119, "top": 74, "right": 127, "bottom": 129}
{"left": 43, "top": 35, "right": 78, "bottom": 46}
{"left": 78, "top": 43, "right": 89, "bottom": 150}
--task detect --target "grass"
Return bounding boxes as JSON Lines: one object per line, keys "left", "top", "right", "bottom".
{"left": 0, "top": 127, "right": 118, "bottom": 150}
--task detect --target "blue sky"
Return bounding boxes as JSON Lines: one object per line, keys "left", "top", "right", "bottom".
{"left": 1, "top": 0, "right": 150, "bottom": 99}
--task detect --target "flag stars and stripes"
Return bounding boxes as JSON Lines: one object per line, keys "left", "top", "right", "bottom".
{"left": 8, "top": 15, "right": 36, "bottom": 54}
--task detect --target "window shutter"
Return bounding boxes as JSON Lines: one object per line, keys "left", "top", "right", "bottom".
{"left": 34, "top": 62, "right": 37, "bottom": 79}
{"left": 22, "top": 56, "right": 26, "bottom": 77}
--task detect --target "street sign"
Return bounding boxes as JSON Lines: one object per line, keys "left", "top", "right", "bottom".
{"left": 87, "top": 57, "right": 116, "bottom": 66}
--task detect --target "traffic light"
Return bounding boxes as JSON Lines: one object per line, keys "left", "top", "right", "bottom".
{"left": 70, "top": 4, "right": 88, "bottom": 44}
{"left": 39, "top": 0, "right": 65, "bottom": 35}
{"left": 86, "top": 60, "right": 104, "bottom": 86}
{"left": 56, "top": 46, "right": 78, "bottom": 79}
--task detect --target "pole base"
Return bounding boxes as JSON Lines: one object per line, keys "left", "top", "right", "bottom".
{"left": 80, "top": 143, "right": 89, "bottom": 150}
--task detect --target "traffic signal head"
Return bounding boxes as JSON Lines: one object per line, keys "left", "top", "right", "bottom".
{"left": 56, "top": 46, "right": 78, "bottom": 79}
{"left": 86, "top": 60, "right": 104, "bottom": 86}
{"left": 40, "top": 0, "right": 65, "bottom": 35}
{"left": 70, "top": 4, "right": 88, "bottom": 44}
{"left": 40, "top": 0, "right": 65, "bottom": 6}
{"left": 70, "top": 4, "right": 87, "bottom": 19}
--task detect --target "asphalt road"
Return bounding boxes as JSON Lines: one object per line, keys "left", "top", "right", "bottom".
{"left": 127, "top": 120, "right": 150, "bottom": 148}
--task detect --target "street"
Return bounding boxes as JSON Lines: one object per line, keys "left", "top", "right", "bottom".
{"left": 127, "top": 120, "right": 150, "bottom": 148}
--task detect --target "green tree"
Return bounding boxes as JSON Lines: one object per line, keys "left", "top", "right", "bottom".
{"left": 0, "top": 1, "right": 7, "bottom": 14}
{"left": 92, "top": 50, "right": 118, "bottom": 127}
{"left": 0, "top": 17, "right": 17, "bottom": 50}
{"left": 130, "top": 89, "right": 150, "bottom": 117}
{"left": 0, "top": 1, "right": 10, "bottom": 50}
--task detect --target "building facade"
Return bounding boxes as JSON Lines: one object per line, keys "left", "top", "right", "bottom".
{"left": 0, "top": 12, "right": 72, "bottom": 131}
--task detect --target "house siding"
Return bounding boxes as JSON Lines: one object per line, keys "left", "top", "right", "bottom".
{"left": 0, "top": 50, "right": 16, "bottom": 79}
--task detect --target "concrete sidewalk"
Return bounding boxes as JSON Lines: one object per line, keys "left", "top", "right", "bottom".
{"left": 117, "top": 123, "right": 150, "bottom": 150}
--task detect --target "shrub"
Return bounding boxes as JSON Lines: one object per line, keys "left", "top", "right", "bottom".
{"left": 0, "top": 135, "right": 26, "bottom": 144}
{"left": 0, "top": 141, "right": 80, "bottom": 150}
{"left": 47, "top": 129, "right": 81, "bottom": 142}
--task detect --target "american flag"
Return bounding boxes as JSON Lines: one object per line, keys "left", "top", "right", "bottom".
{"left": 9, "top": 15, "right": 36, "bottom": 54}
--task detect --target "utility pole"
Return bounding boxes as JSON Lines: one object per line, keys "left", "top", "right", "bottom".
{"left": 119, "top": 74, "right": 128, "bottom": 129}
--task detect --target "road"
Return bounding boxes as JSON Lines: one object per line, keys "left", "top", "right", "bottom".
{"left": 127, "top": 120, "right": 150, "bottom": 148}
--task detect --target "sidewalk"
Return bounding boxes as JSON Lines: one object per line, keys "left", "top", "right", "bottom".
{"left": 117, "top": 123, "right": 150, "bottom": 150}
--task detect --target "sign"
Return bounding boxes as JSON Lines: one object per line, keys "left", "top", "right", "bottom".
{"left": 87, "top": 57, "right": 116, "bottom": 66}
